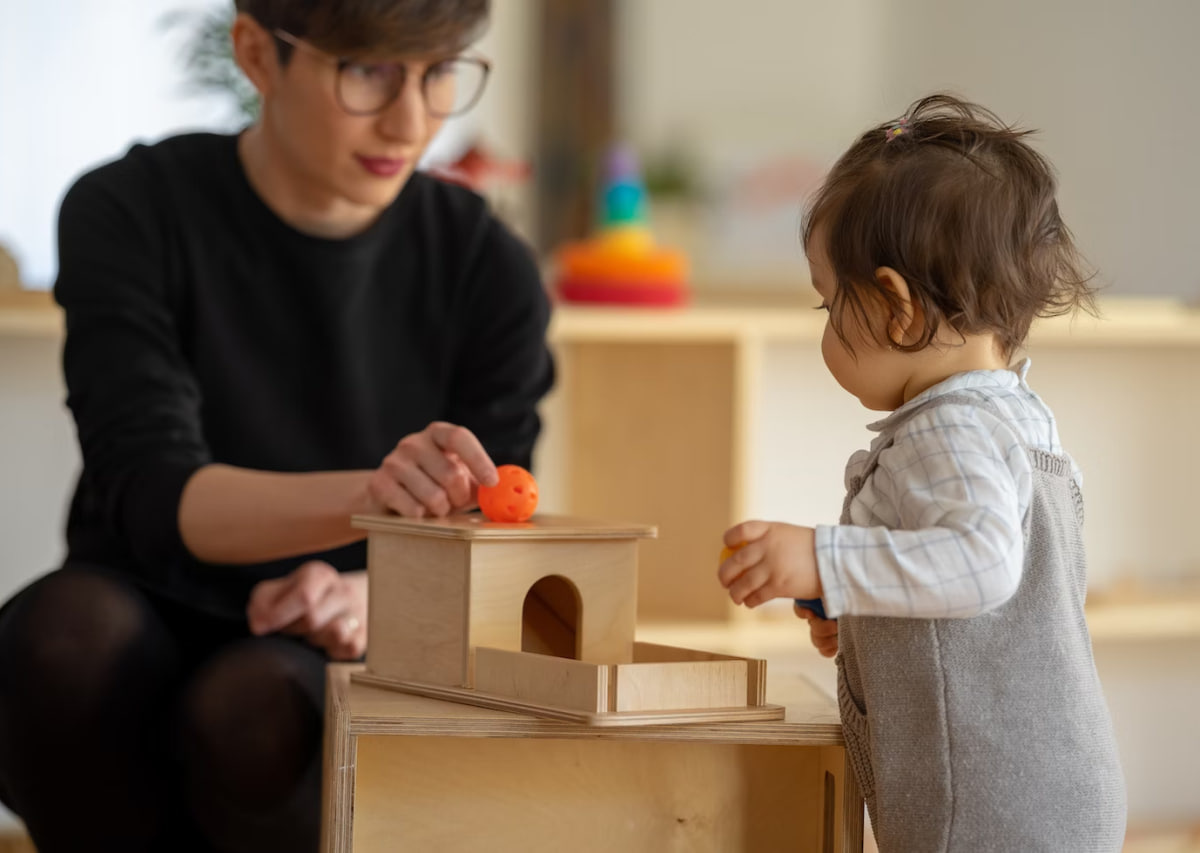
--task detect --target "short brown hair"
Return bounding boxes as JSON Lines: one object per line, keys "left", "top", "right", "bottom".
{"left": 803, "top": 93, "right": 1096, "bottom": 357}
{"left": 235, "top": 0, "right": 490, "bottom": 58}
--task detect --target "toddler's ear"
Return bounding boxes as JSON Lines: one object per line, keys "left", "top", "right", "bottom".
{"left": 874, "top": 266, "right": 918, "bottom": 347}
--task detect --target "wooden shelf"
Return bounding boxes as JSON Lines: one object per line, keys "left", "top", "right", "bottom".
{"left": 5, "top": 286, "right": 1200, "bottom": 346}
{"left": 549, "top": 293, "right": 825, "bottom": 344}
{"left": 0, "top": 290, "right": 60, "bottom": 337}
{"left": 1030, "top": 298, "right": 1200, "bottom": 347}
{"left": 1085, "top": 588, "right": 1200, "bottom": 641}
{"left": 549, "top": 293, "right": 1200, "bottom": 348}
{"left": 548, "top": 294, "right": 1200, "bottom": 623}
{"left": 633, "top": 587, "right": 1200, "bottom": 651}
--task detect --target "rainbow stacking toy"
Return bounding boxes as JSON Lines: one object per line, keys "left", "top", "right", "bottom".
{"left": 554, "top": 146, "right": 689, "bottom": 306}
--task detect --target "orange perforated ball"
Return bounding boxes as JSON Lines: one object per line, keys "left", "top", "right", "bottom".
{"left": 720, "top": 542, "right": 747, "bottom": 564}
{"left": 478, "top": 464, "right": 539, "bottom": 523}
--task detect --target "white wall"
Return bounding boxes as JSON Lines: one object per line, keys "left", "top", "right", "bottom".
{"left": 0, "top": 338, "right": 76, "bottom": 583}
{"left": 875, "top": 0, "right": 1200, "bottom": 300}
{"left": 0, "top": 0, "right": 236, "bottom": 289}
{"left": 0, "top": 337, "right": 77, "bottom": 829}
{"left": 617, "top": 0, "right": 890, "bottom": 161}
{"left": 618, "top": 0, "right": 1200, "bottom": 300}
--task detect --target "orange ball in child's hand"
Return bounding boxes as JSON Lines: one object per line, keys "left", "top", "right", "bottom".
{"left": 720, "top": 542, "right": 747, "bottom": 564}
{"left": 477, "top": 465, "right": 539, "bottom": 523}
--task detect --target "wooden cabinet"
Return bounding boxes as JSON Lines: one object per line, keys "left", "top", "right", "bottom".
{"left": 321, "top": 664, "right": 864, "bottom": 853}
{"left": 549, "top": 299, "right": 819, "bottom": 623}
{"left": 548, "top": 295, "right": 1200, "bottom": 627}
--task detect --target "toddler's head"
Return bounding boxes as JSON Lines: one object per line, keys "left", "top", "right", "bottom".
{"left": 804, "top": 94, "right": 1095, "bottom": 361}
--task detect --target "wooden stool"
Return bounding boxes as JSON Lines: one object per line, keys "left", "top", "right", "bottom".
{"left": 321, "top": 664, "right": 864, "bottom": 852}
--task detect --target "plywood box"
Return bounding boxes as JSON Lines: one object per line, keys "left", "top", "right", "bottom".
{"left": 352, "top": 513, "right": 784, "bottom": 725}
{"left": 322, "top": 665, "right": 865, "bottom": 853}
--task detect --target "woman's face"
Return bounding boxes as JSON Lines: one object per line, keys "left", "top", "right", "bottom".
{"left": 274, "top": 50, "right": 446, "bottom": 204}
{"left": 240, "top": 16, "right": 458, "bottom": 224}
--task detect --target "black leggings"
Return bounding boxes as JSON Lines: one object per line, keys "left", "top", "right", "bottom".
{"left": 0, "top": 565, "right": 326, "bottom": 853}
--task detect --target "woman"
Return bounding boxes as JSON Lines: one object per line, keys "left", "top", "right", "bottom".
{"left": 0, "top": 1, "right": 553, "bottom": 850}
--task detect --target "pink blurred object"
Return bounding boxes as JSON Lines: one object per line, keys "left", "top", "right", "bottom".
{"left": 427, "top": 143, "right": 531, "bottom": 193}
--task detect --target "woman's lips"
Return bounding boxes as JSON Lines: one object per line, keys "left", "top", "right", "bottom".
{"left": 356, "top": 155, "right": 407, "bottom": 177}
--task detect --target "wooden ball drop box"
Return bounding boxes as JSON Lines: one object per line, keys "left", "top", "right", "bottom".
{"left": 352, "top": 513, "right": 784, "bottom": 726}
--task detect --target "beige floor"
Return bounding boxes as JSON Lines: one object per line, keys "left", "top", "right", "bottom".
{"left": 2, "top": 825, "right": 1197, "bottom": 851}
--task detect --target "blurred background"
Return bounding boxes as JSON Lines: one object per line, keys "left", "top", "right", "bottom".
{"left": 2, "top": 0, "right": 1198, "bottom": 848}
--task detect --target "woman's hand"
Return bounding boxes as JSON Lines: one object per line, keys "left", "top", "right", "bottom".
{"left": 717, "top": 520, "right": 822, "bottom": 608}
{"left": 365, "top": 421, "right": 499, "bottom": 518}
{"left": 246, "top": 562, "right": 368, "bottom": 660}
{"left": 797, "top": 603, "right": 839, "bottom": 657}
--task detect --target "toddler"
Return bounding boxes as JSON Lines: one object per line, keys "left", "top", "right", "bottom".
{"left": 718, "top": 94, "right": 1126, "bottom": 852}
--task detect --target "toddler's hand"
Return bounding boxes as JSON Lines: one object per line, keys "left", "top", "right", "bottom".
{"left": 797, "top": 603, "right": 839, "bottom": 658}
{"left": 718, "top": 520, "right": 821, "bottom": 608}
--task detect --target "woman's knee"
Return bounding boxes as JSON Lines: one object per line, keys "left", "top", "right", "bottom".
{"left": 179, "top": 637, "right": 324, "bottom": 808}
{"left": 0, "top": 568, "right": 183, "bottom": 847}
{"left": 0, "top": 567, "right": 178, "bottom": 715}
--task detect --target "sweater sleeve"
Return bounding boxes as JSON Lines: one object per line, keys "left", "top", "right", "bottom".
{"left": 815, "top": 405, "right": 1031, "bottom": 619}
{"left": 54, "top": 165, "right": 212, "bottom": 573}
{"left": 446, "top": 217, "right": 555, "bottom": 470}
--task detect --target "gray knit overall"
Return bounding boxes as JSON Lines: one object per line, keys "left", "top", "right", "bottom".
{"left": 836, "top": 393, "right": 1126, "bottom": 852}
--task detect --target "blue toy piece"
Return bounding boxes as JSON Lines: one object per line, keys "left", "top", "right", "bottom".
{"left": 794, "top": 598, "right": 829, "bottom": 620}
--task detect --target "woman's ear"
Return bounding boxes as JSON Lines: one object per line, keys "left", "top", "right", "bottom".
{"left": 231, "top": 13, "right": 278, "bottom": 98}
{"left": 874, "top": 266, "right": 919, "bottom": 347}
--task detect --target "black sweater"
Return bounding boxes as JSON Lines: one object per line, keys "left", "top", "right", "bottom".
{"left": 54, "top": 133, "right": 554, "bottom": 618}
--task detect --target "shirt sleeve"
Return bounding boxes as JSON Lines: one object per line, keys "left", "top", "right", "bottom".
{"left": 54, "top": 166, "right": 212, "bottom": 573}
{"left": 445, "top": 216, "right": 555, "bottom": 471}
{"left": 815, "top": 404, "right": 1031, "bottom": 619}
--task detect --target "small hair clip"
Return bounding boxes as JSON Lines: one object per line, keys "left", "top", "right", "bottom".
{"left": 885, "top": 117, "right": 909, "bottom": 142}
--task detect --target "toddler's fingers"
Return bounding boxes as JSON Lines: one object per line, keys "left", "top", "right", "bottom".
{"left": 723, "top": 520, "right": 769, "bottom": 548}
{"left": 793, "top": 602, "right": 817, "bottom": 621}
{"left": 717, "top": 540, "right": 766, "bottom": 588}
{"left": 743, "top": 587, "right": 777, "bottom": 609}
{"left": 727, "top": 565, "right": 770, "bottom": 606}
{"left": 809, "top": 618, "right": 839, "bottom": 640}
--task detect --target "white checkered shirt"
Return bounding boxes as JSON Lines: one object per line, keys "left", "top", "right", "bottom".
{"left": 814, "top": 360, "right": 1080, "bottom": 619}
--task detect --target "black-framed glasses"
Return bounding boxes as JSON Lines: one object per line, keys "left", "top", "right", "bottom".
{"left": 272, "top": 30, "right": 491, "bottom": 118}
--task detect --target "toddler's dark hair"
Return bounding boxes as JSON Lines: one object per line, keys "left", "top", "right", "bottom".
{"left": 803, "top": 93, "right": 1096, "bottom": 356}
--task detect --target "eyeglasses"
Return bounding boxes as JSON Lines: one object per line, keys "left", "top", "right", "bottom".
{"left": 272, "top": 30, "right": 491, "bottom": 118}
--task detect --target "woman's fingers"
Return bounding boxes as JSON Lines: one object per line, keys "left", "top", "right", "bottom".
{"left": 428, "top": 422, "right": 498, "bottom": 488}
{"left": 246, "top": 561, "right": 337, "bottom": 635}
{"left": 367, "top": 464, "right": 427, "bottom": 517}
{"left": 311, "top": 611, "right": 367, "bottom": 660}
{"left": 370, "top": 424, "right": 495, "bottom": 517}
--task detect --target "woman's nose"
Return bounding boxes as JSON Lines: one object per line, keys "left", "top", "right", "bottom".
{"left": 376, "top": 74, "right": 428, "bottom": 143}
